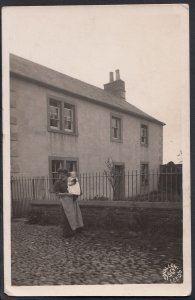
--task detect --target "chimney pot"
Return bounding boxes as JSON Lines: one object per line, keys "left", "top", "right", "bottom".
{"left": 116, "top": 69, "right": 120, "bottom": 80}
{"left": 109, "top": 72, "right": 114, "bottom": 82}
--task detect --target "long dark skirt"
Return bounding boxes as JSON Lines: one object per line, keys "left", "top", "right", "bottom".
{"left": 60, "top": 206, "right": 74, "bottom": 237}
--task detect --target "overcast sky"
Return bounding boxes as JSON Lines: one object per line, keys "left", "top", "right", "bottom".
{"left": 3, "top": 4, "right": 189, "bottom": 163}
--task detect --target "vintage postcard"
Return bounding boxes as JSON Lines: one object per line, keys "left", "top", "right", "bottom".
{"left": 2, "top": 4, "right": 191, "bottom": 296}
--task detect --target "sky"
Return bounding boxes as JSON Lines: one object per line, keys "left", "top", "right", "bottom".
{"left": 3, "top": 4, "right": 189, "bottom": 163}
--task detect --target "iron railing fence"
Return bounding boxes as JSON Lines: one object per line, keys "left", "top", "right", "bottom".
{"left": 11, "top": 169, "right": 182, "bottom": 218}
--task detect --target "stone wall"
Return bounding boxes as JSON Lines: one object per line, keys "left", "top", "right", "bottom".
{"left": 28, "top": 200, "right": 182, "bottom": 237}
{"left": 80, "top": 206, "right": 182, "bottom": 236}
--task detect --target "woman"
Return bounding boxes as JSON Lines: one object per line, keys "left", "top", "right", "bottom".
{"left": 54, "top": 168, "right": 84, "bottom": 237}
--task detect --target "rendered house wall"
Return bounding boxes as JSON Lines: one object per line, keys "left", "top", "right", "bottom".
{"left": 10, "top": 75, "right": 163, "bottom": 197}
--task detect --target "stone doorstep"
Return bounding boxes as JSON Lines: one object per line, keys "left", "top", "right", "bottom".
{"left": 30, "top": 199, "right": 182, "bottom": 210}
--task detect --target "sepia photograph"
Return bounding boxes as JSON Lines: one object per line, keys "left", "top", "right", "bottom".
{"left": 2, "top": 3, "right": 191, "bottom": 296}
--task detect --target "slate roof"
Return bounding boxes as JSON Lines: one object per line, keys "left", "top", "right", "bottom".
{"left": 10, "top": 54, "right": 165, "bottom": 125}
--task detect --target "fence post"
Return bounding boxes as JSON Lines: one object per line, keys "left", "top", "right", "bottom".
{"left": 86, "top": 173, "right": 88, "bottom": 200}
{"left": 170, "top": 167, "right": 173, "bottom": 202}
{"left": 95, "top": 172, "right": 97, "bottom": 198}
{"left": 11, "top": 177, "right": 13, "bottom": 219}
{"left": 89, "top": 172, "right": 91, "bottom": 200}
{"left": 165, "top": 167, "right": 168, "bottom": 202}
{"left": 105, "top": 172, "right": 108, "bottom": 200}
{"left": 157, "top": 168, "right": 159, "bottom": 202}
{"left": 32, "top": 178, "right": 35, "bottom": 200}
{"left": 99, "top": 172, "right": 102, "bottom": 199}
{"left": 175, "top": 167, "right": 178, "bottom": 201}
{"left": 92, "top": 172, "right": 94, "bottom": 200}
{"left": 152, "top": 169, "right": 154, "bottom": 202}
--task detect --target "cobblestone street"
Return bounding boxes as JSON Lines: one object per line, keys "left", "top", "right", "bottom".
{"left": 11, "top": 220, "right": 183, "bottom": 285}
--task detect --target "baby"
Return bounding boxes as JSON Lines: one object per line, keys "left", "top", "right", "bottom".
{"left": 67, "top": 171, "right": 81, "bottom": 196}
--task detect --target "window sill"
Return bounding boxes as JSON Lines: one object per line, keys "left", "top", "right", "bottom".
{"left": 48, "top": 128, "right": 78, "bottom": 136}
{"left": 111, "top": 137, "right": 123, "bottom": 143}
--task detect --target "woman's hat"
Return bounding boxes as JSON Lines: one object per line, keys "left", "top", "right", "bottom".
{"left": 57, "top": 168, "right": 68, "bottom": 174}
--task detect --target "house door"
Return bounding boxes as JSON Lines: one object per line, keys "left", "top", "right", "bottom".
{"left": 114, "top": 164, "right": 125, "bottom": 200}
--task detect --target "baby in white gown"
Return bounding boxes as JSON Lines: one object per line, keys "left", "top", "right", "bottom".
{"left": 67, "top": 171, "right": 81, "bottom": 196}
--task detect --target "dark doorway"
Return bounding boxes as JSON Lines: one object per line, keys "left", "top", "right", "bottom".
{"left": 113, "top": 164, "right": 125, "bottom": 200}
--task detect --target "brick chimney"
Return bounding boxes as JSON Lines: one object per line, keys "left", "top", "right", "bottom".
{"left": 104, "top": 69, "right": 126, "bottom": 100}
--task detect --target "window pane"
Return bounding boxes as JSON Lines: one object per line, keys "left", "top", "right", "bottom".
{"left": 64, "top": 106, "right": 74, "bottom": 131}
{"left": 66, "top": 161, "right": 77, "bottom": 172}
{"left": 50, "top": 99, "right": 60, "bottom": 107}
{"left": 112, "top": 127, "right": 115, "bottom": 138}
{"left": 112, "top": 118, "right": 117, "bottom": 128}
{"left": 65, "top": 121, "right": 72, "bottom": 130}
{"left": 49, "top": 100, "right": 61, "bottom": 130}
{"left": 51, "top": 160, "right": 64, "bottom": 183}
{"left": 141, "top": 125, "right": 148, "bottom": 144}
{"left": 112, "top": 117, "right": 121, "bottom": 139}
{"left": 64, "top": 107, "right": 72, "bottom": 117}
{"left": 114, "top": 128, "right": 118, "bottom": 138}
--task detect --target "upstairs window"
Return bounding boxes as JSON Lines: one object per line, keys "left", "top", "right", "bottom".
{"left": 140, "top": 163, "right": 149, "bottom": 185}
{"left": 48, "top": 97, "right": 76, "bottom": 134}
{"left": 49, "top": 99, "right": 61, "bottom": 130}
{"left": 111, "top": 115, "right": 122, "bottom": 142}
{"left": 64, "top": 105, "right": 74, "bottom": 132}
{"left": 141, "top": 124, "right": 148, "bottom": 145}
